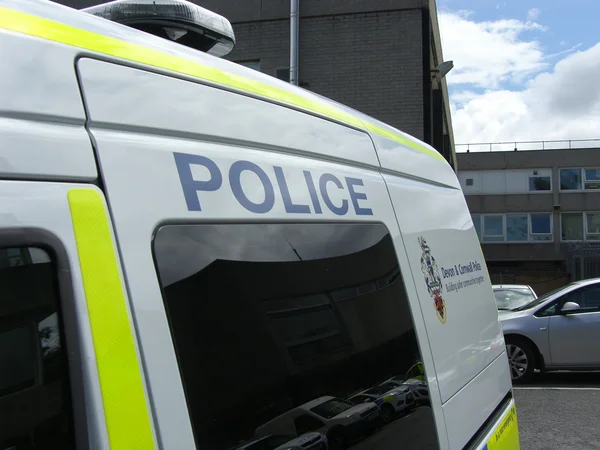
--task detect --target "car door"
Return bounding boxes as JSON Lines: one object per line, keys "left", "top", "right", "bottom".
{"left": 548, "top": 283, "right": 600, "bottom": 367}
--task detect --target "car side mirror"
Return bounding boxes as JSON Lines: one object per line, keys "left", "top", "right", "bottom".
{"left": 561, "top": 301, "right": 581, "bottom": 314}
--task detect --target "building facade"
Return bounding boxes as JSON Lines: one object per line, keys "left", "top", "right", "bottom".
{"left": 457, "top": 148, "right": 600, "bottom": 294}
{"left": 56, "top": 0, "right": 457, "bottom": 169}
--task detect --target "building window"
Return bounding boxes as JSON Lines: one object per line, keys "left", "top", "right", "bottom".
{"left": 152, "top": 223, "right": 438, "bottom": 448}
{"left": 528, "top": 176, "right": 551, "bottom": 191}
{"left": 561, "top": 213, "right": 584, "bottom": 241}
{"left": 466, "top": 178, "right": 474, "bottom": 186}
{"left": 584, "top": 169, "right": 600, "bottom": 189}
{"left": 506, "top": 214, "right": 528, "bottom": 241}
{"left": 560, "top": 168, "right": 582, "bottom": 190}
{"left": 472, "top": 214, "right": 482, "bottom": 240}
{"left": 586, "top": 213, "right": 600, "bottom": 239}
{"left": 472, "top": 213, "right": 553, "bottom": 243}
{"left": 483, "top": 215, "right": 505, "bottom": 242}
{"left": 237, "top": 60, "right": 260, "bottom": 71}
{"left": 560, "top": 168, "right": 600, "bottom": 191}
{"left": 276, "top": 68, "right": 290, "bottom": 82}
{"left": 530, "top": 214, "right": 553, "bottom": 240}
{"left": 560, "top": 212, "right": 600, "bottom": 241}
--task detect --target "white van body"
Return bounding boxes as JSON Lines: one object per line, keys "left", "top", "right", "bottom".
{"left": 0, "top": 1, "right": 519, "bottom": 449}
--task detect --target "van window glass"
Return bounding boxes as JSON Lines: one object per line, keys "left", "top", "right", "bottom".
{"left": 152, "top": 223, "right": 439, "bottom": 450}
{"left": 0, "top": 246, "right": 75, "bottom": 450}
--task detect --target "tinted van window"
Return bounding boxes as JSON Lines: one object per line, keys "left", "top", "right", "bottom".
{"left": 153, "top": 223, "right": 439, "bottom": 450}
{"left": 0, "top": 247, "right": 75, "bottom": 450}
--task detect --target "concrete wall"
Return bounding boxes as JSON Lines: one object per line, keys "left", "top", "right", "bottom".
{"left": 458, "top": 149, "right": 600, "bottom": 214}
{"left": 457, "top": 148, "right": 600, "bottom": 171}
{"left": 458, "top": 149, "right": 600, "bottom": 283}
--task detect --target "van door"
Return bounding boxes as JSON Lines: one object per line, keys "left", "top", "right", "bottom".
{"left": 380, "top": 168, "right": 511, "bottom": 448}
{"left": 77, "top": 57, "right": 451, "bottom": 449}
{"left": 0, "top": 181, "right": 155, "bottom": 450}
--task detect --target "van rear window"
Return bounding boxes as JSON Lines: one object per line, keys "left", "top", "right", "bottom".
{"left": 152, "top": 223, "right": 439, "bottom": 450}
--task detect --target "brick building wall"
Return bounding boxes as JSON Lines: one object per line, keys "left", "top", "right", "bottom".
{"left": 225, "top": 10, "right": 425, "bottom": 139}
{"left": 54, "top": 0, "right": 455, "bottom": 160}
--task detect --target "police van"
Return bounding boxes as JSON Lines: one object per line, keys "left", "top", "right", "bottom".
{"left": 0, "top": 0, "right": 519, "bottom": 449}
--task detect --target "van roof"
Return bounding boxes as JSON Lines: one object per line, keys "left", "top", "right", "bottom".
{"left": 1, "top": 0, "right": 458, "bottom": 188}
{"left": 298, "top": 396, "right": 335, "bottom": 410}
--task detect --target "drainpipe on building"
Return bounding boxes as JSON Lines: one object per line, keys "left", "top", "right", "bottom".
{"left": 290, "top": 0, "right": 299, "bottom": 85}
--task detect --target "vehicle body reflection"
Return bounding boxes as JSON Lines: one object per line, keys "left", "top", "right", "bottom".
{"left": 229, "top": 431, "right": 328, "bottom": 450}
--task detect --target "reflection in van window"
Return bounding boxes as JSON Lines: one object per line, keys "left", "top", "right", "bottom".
{"left": 0, "top": 247, "right": 75, "bottom": 450}
{"left": 153, "top": 223, "right": 439, "bottom": 450}
{"left": 309, "top": 398, "right": 354, "bottom": 419}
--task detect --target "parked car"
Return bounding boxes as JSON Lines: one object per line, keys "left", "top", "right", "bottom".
{"left": 229, "top": 432, "right": 328, "bottom": 450}
{"left": 380, "top": 377, "right": 430, "bottom": 406}
{"left": 255, "top": 396, "right": 379, "bottom": 450}
{"left": 499, "top": 278, "right": 600, "bottom": 383}
{"left": 347, "top": 383, "right": 415, "bottom": 423}
{"left": 492, "top": 284, "right": 537, "bottom": 311}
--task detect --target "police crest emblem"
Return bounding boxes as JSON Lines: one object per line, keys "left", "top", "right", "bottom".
{"left": 418, "top": 237, "right": 447, "bottom": 323}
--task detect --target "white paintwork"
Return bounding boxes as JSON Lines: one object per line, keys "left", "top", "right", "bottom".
{"left": 460, "top": 168, "right": 552, "bottom": 195}
{"left": 0, "top": 181, "right": 117, "bottom": 450}
{"left": 0, "top": 32, "right": 97, "bottom": 181}
{"left": 76, "top": 59, "right": 379, "bottom": 168}
{"left": 0, "top": 0, "right": 517, "bottom": 448}
{"left": 442, "top": 353, "right": 512, "bottom": 450}
{"left": 383, "top": 173, "right": 505, "bottom": 404}
{"left": 82, "top": 125, "right": 451, "bottom": 448}
{"left": 0, "top": 117, "right": 96, "bottom": 181}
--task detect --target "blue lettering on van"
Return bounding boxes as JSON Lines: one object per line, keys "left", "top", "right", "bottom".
{"left": 346, "top": 177, "right": 373, "bottom": 216}
{"left": 173, "top": 151, "right": 373, "bottom": 216}
{"left": 274, "top": 166, "right": 310, "bottom": 214}
{"left": 174, "top": 152, "right": 222, "bottom": 211}
{"left": 229, "top": 161, "right": 275, "bottom": 214}
{"left": 319, "top": 173, "right": 349, "bottom": 216}
{"left": 303, "top": 170, "right": 323, "bottom": 214}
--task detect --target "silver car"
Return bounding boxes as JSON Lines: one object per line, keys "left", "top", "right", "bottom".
{"left": 499, "top": 278, "right": 600, "bottom": 383}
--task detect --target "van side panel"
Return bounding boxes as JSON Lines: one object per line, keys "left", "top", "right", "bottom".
{"left": 381, "top": 174, "right": 506, "bottom": 402}
{"left": 0, "top": 32, "right": 97, "bottom": 181}
{"left": 369, "top": 129, "right": 460, "bottom": 190}
{"left": 77, "top": 59, "right": 450, "bottom": 449}
{"left": 75, "top": 58, "right": 380, "bottom": 168}
{"left": 442, "top": 353, "right": 512, "bottom": 449}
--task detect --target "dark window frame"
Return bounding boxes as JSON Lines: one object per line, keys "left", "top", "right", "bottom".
{"left": 0, "top": 228, "right": 89, "bottom": 450}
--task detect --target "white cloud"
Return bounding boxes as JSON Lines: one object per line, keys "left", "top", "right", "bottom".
{"left": 440, "top": 10, "right": 594, "bottom": 146}
{"left": 439, "top": 12, "right": 547, "bottom": 89}
{"left": 527, "top": 8, "right": 541, "bottom": 20}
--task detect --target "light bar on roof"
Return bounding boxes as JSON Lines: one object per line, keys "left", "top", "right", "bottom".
{"left": 82, "top": 0, "right": 236, "bottom": 57}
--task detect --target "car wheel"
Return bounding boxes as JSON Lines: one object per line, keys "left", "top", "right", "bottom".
{"left": 505, "top": 337, "right": 535, "bottom": 384}
{"left": 380, "top": 403, "right": 395, "bottom": 424}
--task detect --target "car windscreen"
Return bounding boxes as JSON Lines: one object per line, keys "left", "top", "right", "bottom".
{"left": 310, "top": 399, "right": 355, "bottom": 419}
{"left": 513, "top": 283, "right": 579, "bottom": 311}
{"left": 364, "top": 386, "right": 388, "bottom": 396}
{"left": 493, "top": 288, "right": 536, "bottom": 310}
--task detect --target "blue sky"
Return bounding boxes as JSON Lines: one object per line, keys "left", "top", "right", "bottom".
{"left": 436, "top": 0, "right": 600, "bottom": 147}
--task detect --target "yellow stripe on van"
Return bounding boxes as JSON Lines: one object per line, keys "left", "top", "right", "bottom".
{"left": 485, "top": 403, "right": 520, "bottom": 450}
{"left": 0, "top": 6, "right": 445, "bottom": 162}
{"left": 68, "top": 188, "right": 155, "bottom": 450}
